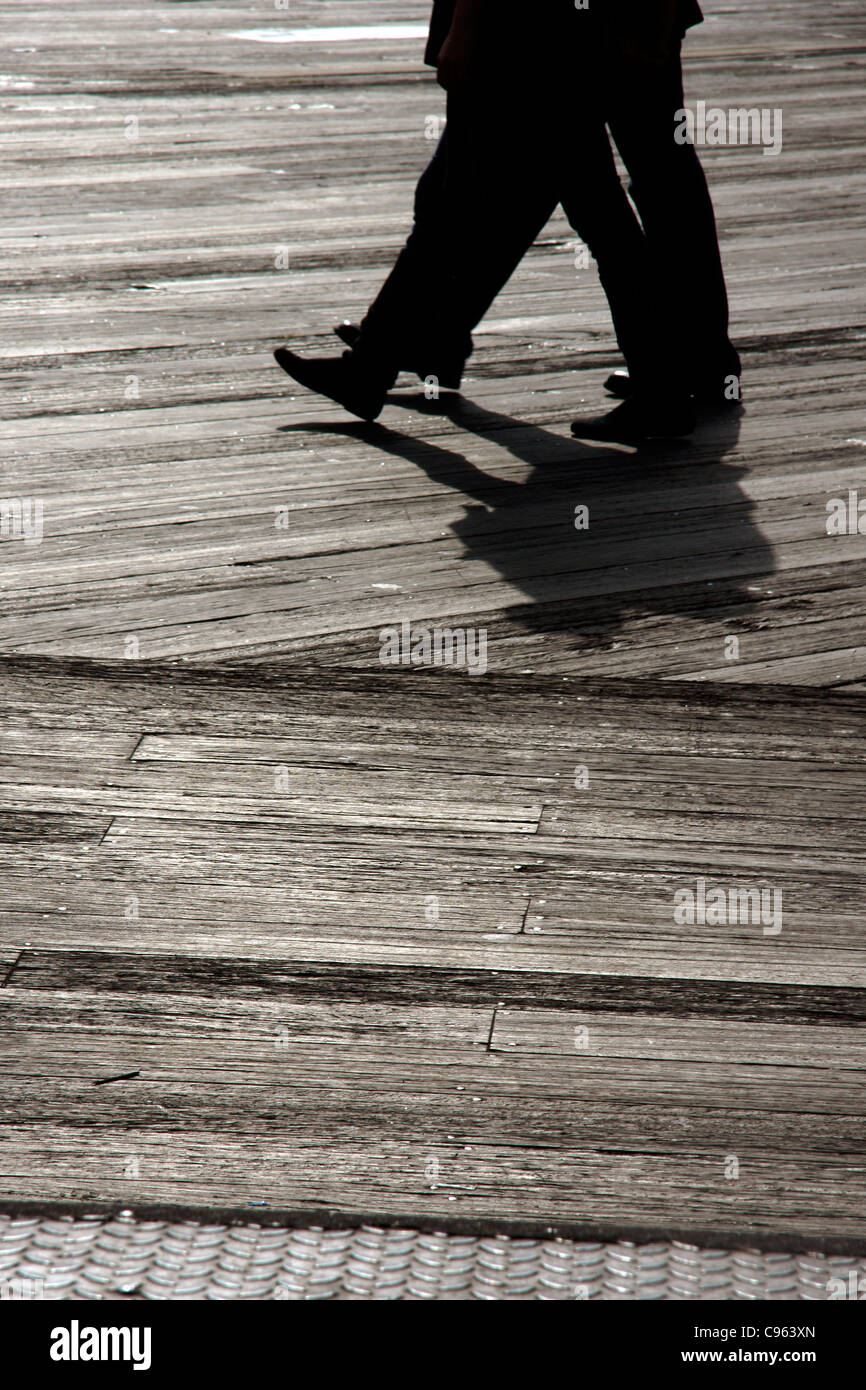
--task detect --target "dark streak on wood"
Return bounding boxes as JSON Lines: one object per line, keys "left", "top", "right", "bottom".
{"left": 10, "top": 949, "right": 866, "bottom": 1028}
{"left": 0, "top": 813, "right": 112, "bottom": 844}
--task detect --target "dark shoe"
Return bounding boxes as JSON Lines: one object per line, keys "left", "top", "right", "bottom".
{"left": 602, "top": 370, "right": 633, "bottom": 400}
{"left": 273, "top": 347, "right": 386, "bottom": 421}
{"left": 571, "top": 396, "right": 696, "bottom": 444}
{"left": 604, "top": 368, "right": 742, "bottom": 407}
{"left": 335, "top": 321, "right": 361, "bottom": 350}
{"left": 334, "top": 321, "right": 466, "bottom": 391}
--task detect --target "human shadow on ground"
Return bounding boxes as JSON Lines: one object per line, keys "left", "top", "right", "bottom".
{"left": 279, "top": 388, "right": 775, "bottom": 660}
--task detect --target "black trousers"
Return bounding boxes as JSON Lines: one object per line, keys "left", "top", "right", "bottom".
{"left": 354, "top": 107, "right": 555, "bottom": 382}
{"left": 355, "top": 46, "right": 737, "bottom": 392}
{"left": 605, "top": 44, "right": 740, "bottom": 381}
{"left": 356, "top": 81, "right": 677, "bottom": 400}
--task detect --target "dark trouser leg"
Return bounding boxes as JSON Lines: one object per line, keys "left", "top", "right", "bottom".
{"left": 354, "top": 130, "right": 455, "bottom": 379}
{"left": 606, "top": 44, "right": 740, "bottom": 384}
{"left": 427, "top": 83, "right": 560, "bottom": 351}
{"left": 559, "top": 121, "right": 682, "bottom": 402}
{"left": 453, "top": 176, "right": 556, "bottom": 337}
{"left": 354, "top": 95, "right": 556, "bottom": 376}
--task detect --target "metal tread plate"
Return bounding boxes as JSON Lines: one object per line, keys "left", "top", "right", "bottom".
{"left": 1, "top": 1212, "right": 863, "bottom": 1301}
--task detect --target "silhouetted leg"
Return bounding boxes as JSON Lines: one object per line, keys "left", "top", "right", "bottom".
{"left": 430, "top": 84, "right": 554, "bottom": 334}
{"left": 354, "top": 97, "right": 556, "bottom": 376}
{"left": 560, "top": 121, "right": 681, "bottom": 401}
{"left": 353, "top": 131, "right": 461, "bottom": 376}
{"left": 606, "top": 43, "right": 740, "bottom": 385}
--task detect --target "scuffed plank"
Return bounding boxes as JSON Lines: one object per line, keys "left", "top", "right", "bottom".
{"left": 490, "top": 1009, "right": 866, "bottom": 1070}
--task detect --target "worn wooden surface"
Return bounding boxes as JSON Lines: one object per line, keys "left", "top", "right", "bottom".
{"left": 0, "top": 0, "right": 864, "bottom": 1253}
{"left": 1, "top": 657, "right": 865, "bottom": 1248}
{"left": 0, "top": 0, "right": 864, "bottom": 679}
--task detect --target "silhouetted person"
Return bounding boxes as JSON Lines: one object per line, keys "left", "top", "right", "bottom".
{"left": 274, "top": 1, "right": 734, "bottom": 439}
{"left": 331, "top": 3, "right": 555, "bottom": 390}
{"left": 354, "top": 0, "right": 740, "bottom": 408}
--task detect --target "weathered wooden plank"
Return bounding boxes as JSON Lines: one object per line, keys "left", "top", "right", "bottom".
{"left": 0, "top": 665, "right": 862, "bottom": 991}
{"left": 0, "top": 813, "right": 112, "bottom": 845}
{"left": 2, "top": 1128, "right": 864, "bottom": 1249}
{"left": 0, "top": 0, "right": 864, "bottom": 678}
{"left": 1, "top": 658, "right": 864, "bottom": 758}
{"left": 5, "top": 1078, "right": 866, "bottom": 1159}
{"left": 128, "top": 733, "right": 866, "bottom": 798}
{"left": 490, "top": 1009, "right": 866, "bottom": 1070}
{"left": 2, "top": 0, "right": 866, "bottom": 1254}
{"left": 3, "top": 920, "right": 863, "bottom": 987}
{"left": 10, "top": 952, "right": 866, "bottom": 1028}
{"left": 2, "top": 975, "right": 865, "bottom": 1243}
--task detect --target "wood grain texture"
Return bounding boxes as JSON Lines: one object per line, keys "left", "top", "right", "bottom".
{"left": 1, "top": 0, "right": 864, "bottom": 1252}
{"left": 1, "top": 658, "right": 865, "bottom": 1247}
{"left": 0, "top": 0, "right": 863, "bottom": 680}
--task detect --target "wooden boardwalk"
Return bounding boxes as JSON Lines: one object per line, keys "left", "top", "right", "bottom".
{"left": 0, "top": 0, "right": 864, "bottom": 680}
{"left": 2, "top": 658, "right": 866, "bottom": 1249}
{"left": 1, "top": 0, "right": 865, "bottom": 1257}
